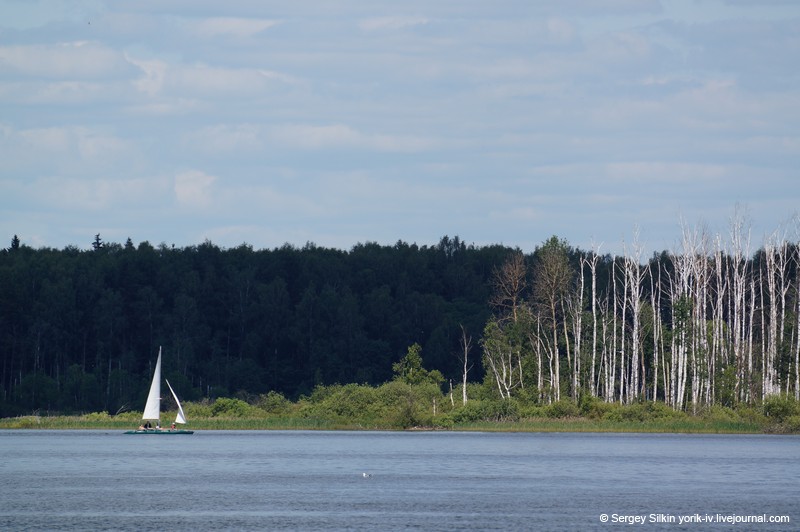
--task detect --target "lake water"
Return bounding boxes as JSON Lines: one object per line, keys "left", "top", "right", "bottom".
{"left": 0, "top": 430, "right": 797, "bottom": 531}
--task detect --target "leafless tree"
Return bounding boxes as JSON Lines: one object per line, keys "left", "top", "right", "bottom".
{"left": 490, "top": 251, "right": 527, "bottom": 323}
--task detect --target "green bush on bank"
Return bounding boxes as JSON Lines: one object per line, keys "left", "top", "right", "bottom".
{"left": 256, "top": 391, "right": 292, "bottom": 415}
{"left": 3, "top": 388, "right": 798, "bottom": 434}
{"left": 544, "top": 400, "right": 581, "bottom": 418}
{"left": 211, "top": 397, "right": 265, "bottom": 418}
{"left": 763, "top": 396, "right": 800, "bottom": 422}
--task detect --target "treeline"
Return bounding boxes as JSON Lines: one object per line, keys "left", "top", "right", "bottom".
{"left": 0, "top": 235, "right": 504, "bottom": 415}
{"left": 2, "top": 214, "right": 799, "bottom": 417}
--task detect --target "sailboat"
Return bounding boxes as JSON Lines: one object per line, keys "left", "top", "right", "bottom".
{"left": 124, "top": 347, "right": 194, "bottom": 435}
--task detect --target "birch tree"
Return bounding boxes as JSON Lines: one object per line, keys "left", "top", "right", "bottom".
{"left": 650, "top": 254, "right": 665, "bottom": 402}
{"left": 623, "top": 230, "right": 647, "bottom": 402}
{"left": 584, "top": 244, "right": 602, "bottom": 397}
{"left": 729, "top": 207, "right": 753, "bottom": 403}
{"left": 532, "top": 237, "right": 574, "bottom": 402}
{"left": 481, "top": 317, "right": 525, "bottom": 399}
{"left": 457, "top": 324, "right": 473, "bottom": 405}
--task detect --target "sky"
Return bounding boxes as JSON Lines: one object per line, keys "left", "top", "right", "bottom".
{"left": 1, "top": 0, "right": 798, "bottom": 256}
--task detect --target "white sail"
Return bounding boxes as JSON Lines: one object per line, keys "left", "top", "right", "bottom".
{"left": 142, "top": 348, "right": 162, "bottom": 421}
{"left": 166, "top": 378, "right": 188, "bottom": 424}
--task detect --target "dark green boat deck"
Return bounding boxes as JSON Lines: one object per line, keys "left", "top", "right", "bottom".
{"left": 123, "top": 429, "right": 194, "bottom": 435}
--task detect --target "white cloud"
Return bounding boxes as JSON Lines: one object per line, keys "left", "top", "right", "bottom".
{"left": 126, "top": 55, "right": 168, "bottom": 96}
{"left": 183, "top": 124, "right": 263, "bottom": 154}
{"left": 174, "top": 170, "right": 217, "bottom": 208}
{"left": 187, "top": 17, "right": 281, "bottom": 38}
{"left": 604, "top": 161, "right": 728, "bottom": 182}
{"left": 359, "top": 16, "right": 429, "bottom": 32}
{"left": 267, "top": 124, "right": 438, "bottom": 153}
{"left": 0, "top": 42, "right": 131, "bottom": 79}
{"left": 12, "top": 175, "right": 161, "bottom": 211}
{"left": 0, "top": 125, "right": 137, "bottom": 174}
{"left": 2, "top": 1, "right": 798, "bottom": 254}
{"left": 168, "top": 63, "right": 277, "bottom": 95}
{"left": 546, "top": 17, "right": 577, "bottom": 44}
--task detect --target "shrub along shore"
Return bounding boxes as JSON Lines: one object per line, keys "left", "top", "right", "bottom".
{"left": 2, "top": 383, "right": 799, "bottom": 434}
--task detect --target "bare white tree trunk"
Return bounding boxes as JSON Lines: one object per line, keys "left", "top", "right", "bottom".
{"left": 561, "top": 299, "right": 573, "bottom": 399}
{"left": 711, "top": 235, "right": 727, "bottom": 406}
{"left": 458, "top": 325, "right": 472, "bottom": 406}
{"left": 747, "top": 274, "right": 756, "bottom": 403}
{"left": 530, "top": 314, "right": 555, "bottom": 403}
{"left": 534, "top": 316, "right": 544, "bottom": 402}
{"left": 669, "top": 221, "right": 699, "bottom": 411}
{"left": 587, "top": 246, "right": 601, "bottom": 397}
{"left": 777, "top": 240, "right": 790, "bottom": 393}
{"left": 793, "top": 224, "right": 800, "bottom": 400}
{"left": 552, "top": 300, "right": 561, "bottom": 402}
{"left": 791, "top": 216, "right": 800, "bottom": 400}
{"left": 620, "top": 255, "right": 630, "bottom": 404}
{"left": 650, "top": 259, "right": 662, "bottom": 401}
{"left": 611, "top": 265, "right": 619, "bottom": 403}
{"left": 624, "top": 229, "right": 646, "bottom": 402}
{"left": 764, "top": 238, "right": 779, "bottom": 398}
{"left": 572, "top": 264, "right": 584, "bottom": 398}
{"left": 482, "top": 321, "right": 522, "bottom": 400}
{"left": 689, "top": 228, "right": 709, "bottom": 412}
{"left": 599, "top": 299, "right": 612, "bottom": 402}
{"left": 729, "top": 207, "right": 752, "bottom": 403}
{"left": 539, "top": 317, "right": 557, "bottom": 404}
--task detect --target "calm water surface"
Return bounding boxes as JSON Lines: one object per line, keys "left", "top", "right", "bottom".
{"left": 1, "top": 430, "right": 798, "bottom": 530}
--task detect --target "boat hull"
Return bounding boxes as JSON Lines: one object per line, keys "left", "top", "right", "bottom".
{"left": 123, "top": 429, "right": 194, "bottom": 435}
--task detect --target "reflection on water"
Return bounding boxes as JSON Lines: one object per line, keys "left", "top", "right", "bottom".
{"left": 1, "top": 430, "right": 798, "bottom": 530}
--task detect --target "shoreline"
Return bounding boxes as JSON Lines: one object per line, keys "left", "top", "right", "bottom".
{"left": 0, "top": 415, "right": 785, "bottom": 434}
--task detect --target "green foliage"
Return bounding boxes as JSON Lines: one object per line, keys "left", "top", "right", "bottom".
{"left": 699, "top": 405, "right": 739, "bottom": 423}
{"left": 8, "top": 416, "right": 43, "bottom": 428}
{"left": 82, "top": 411, "right": 111, "bottom": 421}
{"left": 112, "top": 410, "right": 142, "bottom": 422}
{"left": 298, "top": 384, "right": 381, "bottom": 424}
{"left": 256, "top": 391, "right": 292, "bottom": 415}
{"left": 779, "top": 416, "right": 800, "bottom": 433}
{"left": 211, "top": 397, "right": 259, "bottom": 418}
{"left": 715, "top": 365, "right": 737, "bottom": 407}
{"left": 185, "top": 400, "right": 214, "bottom": 418}
{"left": 392, "top": 343, "right": 444, "bottom": 387}
{"left": 447, "top": 399, "right": 520, "bottom": 423}
{"left": 16, "top": 372, "right": 59, "bottom": 410}
{"left": 762, "top": 396, "right": 800, "bottom": 422}
{"left": 544, "top": 400, "right": 580, "bottom": 418}
{"left": 579, "top": 394, "right": 611, "bottom": 419}
{"left": 0, "top": 391, "right": 784, "bottom": 433}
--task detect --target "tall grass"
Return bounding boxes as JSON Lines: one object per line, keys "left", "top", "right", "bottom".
{"left": 454, "top": 417, "right": 763, "bottom": 434}
{"left": 0, "top": 413, "right": 765, "bottom": 433}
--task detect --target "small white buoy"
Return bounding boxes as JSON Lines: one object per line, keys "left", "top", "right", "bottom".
{"left": 362, "top": 472, "right": 371, "bottom": 478}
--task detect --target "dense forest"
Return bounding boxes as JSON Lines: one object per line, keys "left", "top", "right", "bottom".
{"left": 2, "top": 215, "right": 799, "bottom": 418}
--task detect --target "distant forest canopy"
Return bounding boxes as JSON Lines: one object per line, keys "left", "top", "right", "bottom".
{"left": 1, "top": 215, "right": 799, "bottom": 416}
